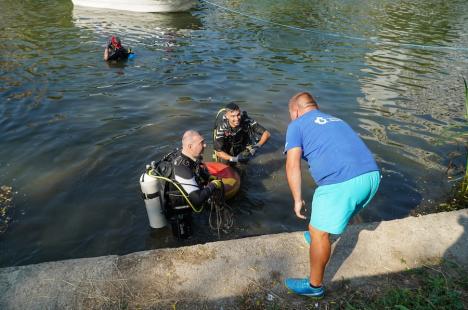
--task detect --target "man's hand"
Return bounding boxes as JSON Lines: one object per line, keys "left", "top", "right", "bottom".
{"left": 210, "top": 179, "right": 223, "bottom": 190}
{"left": 248, "top": 143, "right": 261, "bottom": 156}
{"left": 230, "top": 152, "right": 250, "bottom": 163}
{"left": 294, "top": 200, "right": 307, "bottom": 219}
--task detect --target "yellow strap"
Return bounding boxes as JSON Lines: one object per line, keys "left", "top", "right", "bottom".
{"left": 215, "top": 108, "right": 226, "bottom": 120}
{"left": 212, "top": 108, "right": 226, "bottom": 162}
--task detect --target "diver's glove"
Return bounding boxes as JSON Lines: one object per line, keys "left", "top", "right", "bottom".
{"left": 230, "top": 152, "right": 250, "bottom": 163}
{"left": 208, "top": 179, "right": 223, "bottom": 192}
{"left": 248, "top": 143, "right": 262, "bottom": 156}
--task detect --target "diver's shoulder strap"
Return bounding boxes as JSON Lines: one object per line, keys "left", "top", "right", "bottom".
{"left": 215, "top": 107, "right": 227, "bottom": 125}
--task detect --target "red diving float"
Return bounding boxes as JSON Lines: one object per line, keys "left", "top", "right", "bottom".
{"left": 204, "top": 162, "right": 241, "bottom": 200}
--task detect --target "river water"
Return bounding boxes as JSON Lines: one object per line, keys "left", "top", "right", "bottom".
{"left": 1, "top": 0, "right": 467, "bottom": 266}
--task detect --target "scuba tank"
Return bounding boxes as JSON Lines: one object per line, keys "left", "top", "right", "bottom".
{"left": 140, "top": 149, "right": 201, "bottom": 239}
{"left": 140, "top": 162, "right": 168, "bottom": 229}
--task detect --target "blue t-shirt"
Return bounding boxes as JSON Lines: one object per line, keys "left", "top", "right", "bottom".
{"left": 284, "top": 110, "right": 378, "bottom": 186}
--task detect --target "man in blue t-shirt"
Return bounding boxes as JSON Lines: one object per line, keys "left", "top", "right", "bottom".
{"left": 283, "top": 92, "right": 380, "bottom": 298}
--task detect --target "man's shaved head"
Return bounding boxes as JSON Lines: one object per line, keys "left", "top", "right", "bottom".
{"left": 288, "top": 92, "right": 319, "bottom": 121}
{"left": 182, "top": 130, "right": 202, "bottom": 148}
{"left": 182, "top": 130, "right": 206, "bottom": 160}
{"left": 289, "top": 92, "right": 318, "bottom": 110}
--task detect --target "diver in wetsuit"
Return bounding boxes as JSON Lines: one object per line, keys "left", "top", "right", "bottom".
{"left": 165, "top": 130, "right": 223, "bottom": 238}
{"left": 103, "top": 36, "right": 133, "bottom": 61}
{"left": 213, "top": 102, "right": 271, "bottom": 164}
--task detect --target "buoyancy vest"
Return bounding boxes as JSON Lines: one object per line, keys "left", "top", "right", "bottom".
{"left": 151, "top": 149, "right": 209, "bottom": 216}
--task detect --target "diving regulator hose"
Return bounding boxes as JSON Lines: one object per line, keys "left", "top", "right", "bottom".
{"left": 148, "top": 169, "right": 204, "bottom": 213}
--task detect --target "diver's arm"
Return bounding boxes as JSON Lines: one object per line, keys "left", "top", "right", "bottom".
{"left": 215, "top": 150, "right": 235, "bottom": 162}
{"left": 173, "top": 165, "right": 213, "bottom": 207}
{"left": 248, "top": 117, "right": 269, "bottom": 147}
{"left": 257, "top": 130, "right": 270, "bottom": 147}
{"left": 103, "top": 47, "right": 109, "bottom": 61}
{"left": 188, "top": 187, "right": 213, "bottom": 207}
{"left": 214, "top": 132, "right": 236, "bottom": 161}
{"left": 213, "top": 123, "right": 235, "bottom": 161}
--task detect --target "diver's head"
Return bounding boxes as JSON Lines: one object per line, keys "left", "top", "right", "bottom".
{"left": 225, "top": 102, "right": 241, "bottom": 128}
{"left": 110, "top": 36, "right": 122, "bottom": 49}
{"left": 182, "top": 130, "right": 206, "bottom": 160}
{"left": 288, "top": 92, "right": 319, "bottom": 120}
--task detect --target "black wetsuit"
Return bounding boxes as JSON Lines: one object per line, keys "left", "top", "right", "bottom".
{"left": 107, "top": 47, "right": 131, "bottom": 61}
{"left": 213, "top": 112, "right": 266, "bottom": 156}
{"left": 170, "top": 153, "right": 214, "bottom": 207}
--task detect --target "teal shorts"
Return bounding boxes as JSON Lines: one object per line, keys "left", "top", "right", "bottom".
{"left": 310, "top": 171, "right": 381, "bottom": 235}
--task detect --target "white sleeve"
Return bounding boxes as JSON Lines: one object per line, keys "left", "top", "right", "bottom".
{"left": 174, "top": 172, "right": 199, "bottom": 194}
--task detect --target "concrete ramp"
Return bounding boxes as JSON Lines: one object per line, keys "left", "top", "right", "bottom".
{"left": 0, "top": 209, "right": 466, "bottom": 309}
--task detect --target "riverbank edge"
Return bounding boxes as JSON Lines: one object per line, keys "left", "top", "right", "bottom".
{"left": 1, "top": 209, "right": 467, "bottom": 309}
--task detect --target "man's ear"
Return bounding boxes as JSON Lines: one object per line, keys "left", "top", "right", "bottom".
{"left": 293, "top": 109, "right": 299, "bottom": 119}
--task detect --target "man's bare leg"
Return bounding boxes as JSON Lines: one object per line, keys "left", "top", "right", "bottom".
{"left": 309, "top": 224, "right": 331, "bottom": 286}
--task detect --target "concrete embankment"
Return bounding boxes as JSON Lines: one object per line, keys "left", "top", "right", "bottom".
{"left": 1, "top": 209, "right": 467, "bottom": 309}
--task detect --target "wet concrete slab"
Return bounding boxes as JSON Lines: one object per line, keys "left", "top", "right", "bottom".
{"left": 1, "top": 209, "right": 466, "bottom": 309}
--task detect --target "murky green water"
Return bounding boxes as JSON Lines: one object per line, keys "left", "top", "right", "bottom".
{"left": 1, "top": 0, "right": 467, "bottom": 266}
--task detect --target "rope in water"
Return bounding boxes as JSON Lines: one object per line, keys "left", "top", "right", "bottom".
{"left": 209, "top": 187, "right": 234, "bottom": 238}
{"left": 201, "top": 0, "right": 468, "bottom": 53}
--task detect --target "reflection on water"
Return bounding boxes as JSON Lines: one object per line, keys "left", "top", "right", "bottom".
{"left": 0, "top": 0, "right": 467, "bottom": 267}
{"left": 73, "top": 5, "right": 202, "bottom": 39}
{"left": 354, "top": 0, "right": 468, "bottom": 221}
